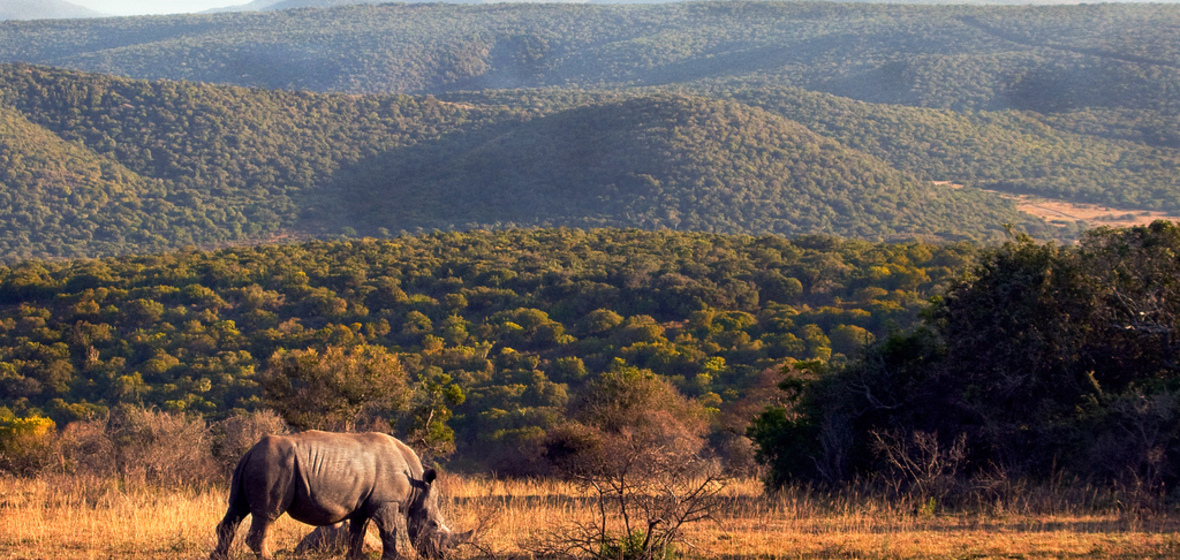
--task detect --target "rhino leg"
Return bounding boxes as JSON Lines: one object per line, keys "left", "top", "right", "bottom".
{"left": 244, "top": 515, "right": 276, "bottom": 560}
{"left": 295, "top": 522, "right": 348, "bottom": 555}
{"left": 210, "top": 497, "right": 248, "bottom": 558}
{"left": 346, "top": 517, "right": 369, "bottom": 560}
{"left": 370, "top": 504, "right": 402, "bottom": 560}
{"left": 211, "top": 508, "right": 246, "bottom": 559}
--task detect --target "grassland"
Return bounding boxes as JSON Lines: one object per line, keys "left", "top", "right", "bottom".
{"left": 1, "top": 474, "right": 1176, "bottom": 559}
{"left": 933, "top": 182, "right": 1180, "bottom": 231}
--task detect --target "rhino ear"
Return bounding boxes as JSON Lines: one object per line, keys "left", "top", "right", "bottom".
{"left": 423, "top": 468, "right": 437, "bottom": 485}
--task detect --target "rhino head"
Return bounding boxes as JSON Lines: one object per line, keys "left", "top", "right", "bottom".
{"left": 407, "top": 468, "right": 474, "bottom": 558}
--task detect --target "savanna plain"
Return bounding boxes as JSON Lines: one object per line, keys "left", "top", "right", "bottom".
{"left": 1, "top": 474, "right": 1176, "bottom": 559}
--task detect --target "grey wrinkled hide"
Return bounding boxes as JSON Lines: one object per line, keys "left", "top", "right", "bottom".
{"left": 294, "top": 521, "right": 382, "bottom": 555}
{"left": 210, "top": 431, "right": 465, "bottom": 560}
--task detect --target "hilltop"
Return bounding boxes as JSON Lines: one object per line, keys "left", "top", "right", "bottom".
{"left": 0, "top": 2, "right": 1175, "bottom": 111}
{"left": 314, "top": 95, "right": 1021, "bottom": 240}
{"left": 0, "top": 0, "right": 102, "bottom": 21}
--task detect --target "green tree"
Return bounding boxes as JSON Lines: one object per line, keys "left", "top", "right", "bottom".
{"left": 401, "top": 367, "right": 466, "bottom": 459}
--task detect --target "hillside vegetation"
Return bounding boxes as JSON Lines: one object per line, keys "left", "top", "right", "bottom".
{"left": 0, "top": 228, "right": 975, "bottom": 472}
{"left": 0, "top": 1, "right": 1174, "bottom": 254}
{"left": 2, "top": 2, "right": 1175, "bottom": 109}
{"left": 6, "top": 223, "right": 1180, "bottom": 488}
{"left": 318, "top": 95, "right": 1015, "bottom": 239}
{"left": 0, "top": 65, "right": 1028, "bottom": 261}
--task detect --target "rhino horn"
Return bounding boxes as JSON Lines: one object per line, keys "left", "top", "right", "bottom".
{"left": 452, "top": 529, "right": 475, "bottom": 545}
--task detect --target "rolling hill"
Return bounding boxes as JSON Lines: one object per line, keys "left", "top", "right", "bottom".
{"left": 0, "top": 64, "right": 1030, "bottom": 262}
{"left": 0, "top": 2, "right": 1176, "bottom": 112}
{"left": 445, "top": 84, "right": 1180, "bottom": 214}
{"left": 316, "top": 95, "right": 1019, "bottom": 240}
{"left": 0, "top": 2, "right": 1175, "bottom": 218}
{"left": 0, "top": 103, "right": 167, "bottom": 259}
{"left": 0, "top": 3, "right": 1176, "bottom": 260}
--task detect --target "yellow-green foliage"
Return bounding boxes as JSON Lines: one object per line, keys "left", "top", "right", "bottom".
{"left": 0, "top": 414, "right": 56, "bottom": 475}
{"left": 0, "top": 229, "right": 974, "bottom": 472}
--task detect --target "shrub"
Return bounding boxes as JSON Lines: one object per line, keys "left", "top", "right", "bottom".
{"left": 106, "top": 405, "right": 218, "bottom": 486}
{"left": 0, "top": 415, "right": 58, "bottom": 476}
{"left": 210, "top": 409, "right": 289, "bottom": 476}
{"left": 262, "top": 344, "right": 410, "bottom": 432}
{"left": 56, "top": 405, "right": 218, "bottom": 486}
{"left": 543, "top": 362, "right": 726, "bottom": 560}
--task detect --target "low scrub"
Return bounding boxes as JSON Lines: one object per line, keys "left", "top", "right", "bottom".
{"left": 0, "top": 405, "right": 287, "bottom": 486}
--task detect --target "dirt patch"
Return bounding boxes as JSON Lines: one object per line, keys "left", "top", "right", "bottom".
{"left": 933, "top": 181, "right": 1180, "bottom": 229}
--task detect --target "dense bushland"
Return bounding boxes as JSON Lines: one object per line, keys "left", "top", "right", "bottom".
{"left": 0, "top": 228, "right": 973, "bottom": 474}
{"left": 6, "top": 224, "right": 1180, "bottom": 502}
{"left": 750, "top": 222, "right": 1180, "bottom": 494}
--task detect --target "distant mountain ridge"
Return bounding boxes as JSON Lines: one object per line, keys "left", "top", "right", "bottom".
{"left": 214, "top": 0, "right": 1180, "bottom": 9}
{"left": 2, "top": 2, "right": 1176, "bottom": 114}
{"left": 210, "top": 0, "right": 375, "bottom": 11}
{"left": 0, "top": 0, "right": 103, "bottom": 20}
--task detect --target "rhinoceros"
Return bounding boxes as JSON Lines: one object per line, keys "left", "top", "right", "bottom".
{"left": 210, "top": 431, "right": 470, "bottom": 559}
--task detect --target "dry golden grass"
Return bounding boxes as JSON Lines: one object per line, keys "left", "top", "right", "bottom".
{"left": 933, "top": 181, "right": 1180, "bottom": 229}
{"left": 2, "top": 474, "right": 1177, "bottom": 560}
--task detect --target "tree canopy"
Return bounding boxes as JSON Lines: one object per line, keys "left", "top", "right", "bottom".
{"left": 0, "top": 228, "right": 976, "bottom": 472}
{"left": 750, "top": 222, "right": 1180, "bottom": 490}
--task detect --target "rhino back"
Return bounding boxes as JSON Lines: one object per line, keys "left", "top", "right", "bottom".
{"left": 285, "top": 431, "right": 416, "bottom": 525}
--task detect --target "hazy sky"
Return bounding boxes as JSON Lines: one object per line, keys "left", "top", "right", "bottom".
{"left": 70, "top": 0, "right": 246, "bottom": 15}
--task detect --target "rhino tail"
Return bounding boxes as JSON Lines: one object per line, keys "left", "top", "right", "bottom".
{"left": 225, "top": 446, "right": 255, "bottom": 514}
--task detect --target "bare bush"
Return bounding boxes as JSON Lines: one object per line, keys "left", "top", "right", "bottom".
{"left": 107, "top": 405, "right": 219, "bottom": 486}
{"left": 548, "top": 437, "right": 727, "bottom": 560}
{"left": 57, "top": 415, "right": 116, "bottom": 478}
{"left": 20, "top": 406, "right": 284, "bottom": 487}
{"left": 543, "top": 364, "right": 728, "bottom": 560}
{"left": 55, "top": 405, "right": 219, "bottom": 486}
{"left": 871, "top": 430, "right": 967, "bottom": 502}
{"left": 210, "top": 409, "right": 289, "bottom": 476}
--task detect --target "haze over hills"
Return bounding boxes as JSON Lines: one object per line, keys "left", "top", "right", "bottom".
{"left": 1, "top": 2, "right": 1176, "bottom": 108}
{"left": 209, "top": 0, "right": 370, "bottom": 11}
{"left": 0, "top": 0, "right": 104, "bottom": 20}
{"left": 210, "top": 0, "right": 1180, "bottom": 10}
